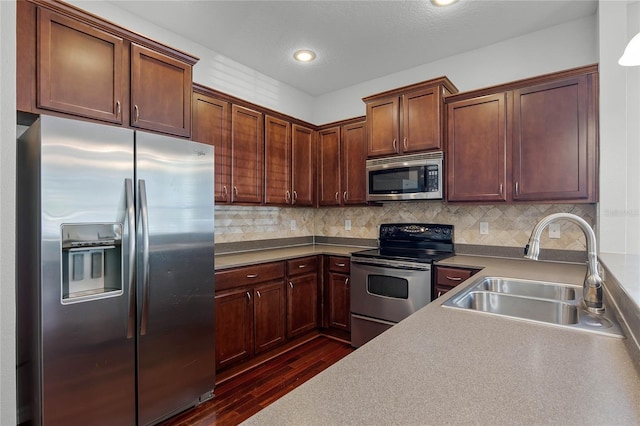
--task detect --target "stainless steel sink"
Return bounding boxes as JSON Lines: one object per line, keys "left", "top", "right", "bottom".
{"left": 442, "top": 276, "right": 624, "bottom": 337}
{"left": 475, "top": 277, "right": 577, "bottom": 301}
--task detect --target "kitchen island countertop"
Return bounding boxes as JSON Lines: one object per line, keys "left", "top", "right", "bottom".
{"left": 242, "top": 255, "right": 640, "bottom": 425}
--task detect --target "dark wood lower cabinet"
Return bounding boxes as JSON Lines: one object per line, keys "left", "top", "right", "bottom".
{"left": 328, "top": 272, "right": 351, "bottom": 332}
{"left": 253, "top": 281, "right": 286, "bottom": 354}
{"left": 287, "top": 272, "right": 319, "bottom": 338}
{"left": 214, "top": 287, "right": 253, "bottom": 371}
{"left": 432, "top": 265, "right": 480, "bottom": 300}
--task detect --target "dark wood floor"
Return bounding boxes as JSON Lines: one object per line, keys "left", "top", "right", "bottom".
{"left": 159, "top": 336, "right": 354, "bottom": 426}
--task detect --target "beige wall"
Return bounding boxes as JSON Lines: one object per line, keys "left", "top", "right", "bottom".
{"left": 215, "top": 203, "right": 596, "bottom": 251}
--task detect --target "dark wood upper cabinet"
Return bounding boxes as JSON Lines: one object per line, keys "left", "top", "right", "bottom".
{"left": 447, "top": 93, "right": 508, "bottom": 203}
{"left": 291, "top": 124, "right": 315, "bottom": 206}
{"left": 231, "top": 105, "right": 264, "bottom": 204}
{"left": 18, "top": 0, "right": 198, "bottom": 137}
{"left": 364, "top": 77, "right": 457, "bottom": 158}
{"left": 512, "top": 76, "right": 593, "bottom": 201}
{"left": 130, "top": 43, "right": 192, "bottom": 137}
{"left": 192, "top": 90, "right": 231, "bottom": 203}
{"left": 446, "top": 65, "right": 598, "bottom": 204}
{"left": 317, "top": 127, "right": 342, "bottom": 206}
{"left": 265, "top": 115, "right": 292, "bottom": 205}
{"left": 341, "top": 121, "right": 368, "bottom": 205}
{"left": 36, "top": 7, "right": 124, "bottom": 124}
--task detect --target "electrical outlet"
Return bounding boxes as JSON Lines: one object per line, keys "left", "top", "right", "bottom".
{"left": 345, "top": 219, "right": 352, "bottom": 231}
{"left": 290, "top": 220, "right": 297, "bottom": 231}
{"left": 480, "top": 222, "right": 489, "bottom": 235}
{"left": 549, "top": 223, "right": 561, "bottom": 239}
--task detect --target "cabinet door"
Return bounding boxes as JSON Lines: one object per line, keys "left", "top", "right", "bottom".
{"left": 192, "top": 93, "right": 231, "bottom": 203}
{"left": 328, "top": 273, "right": 350, "bottom": 332}
{"left": 231, "top": 105, "right": 264, "bottom": 203}
{"left": 403, "top": 87, "right": 442, "bottom": 153}
{"left": 512, "top": 75, "right": 592, "bottom": 201}
{"left": 447, "top": 93, "right": 508, "bottom": 202}
{"left": 215, "top": 287, "right": 253, "bottom": 370}
{"left": 291, "top": 125, "right": 315, "bottom": 206}
{"left": 366, "top": 97, "right": 400, "bottom": 157}
{"left": 318, "top": 127, "right": 342, "bottom": 206}
{"left": 253, "top": 281, "right": 286, "bottom": 354}
{"left": 287, "top": 272, "right": 318, "bottom": 338}
{"left": 37, "top": 8, "right": 124, "bottom": 123}
{"left": 265, "top": 116, "right": 292, "bottom": 205}
{"left": 341, "top": 121, "right": 368, "bottom": 205}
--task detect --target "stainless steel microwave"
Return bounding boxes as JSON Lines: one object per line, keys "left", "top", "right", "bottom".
{"left": 366, "top": 152, "right": 443, "bottom": 202}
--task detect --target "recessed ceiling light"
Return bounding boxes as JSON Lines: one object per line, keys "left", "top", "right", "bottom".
{"left": 293, "top": 50, "right": 316, "bottom": 62}
{"left": 431, "top": 0, "right": 458, "bottom": 6}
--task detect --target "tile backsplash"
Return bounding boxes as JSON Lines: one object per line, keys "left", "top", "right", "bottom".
{"left": 215, "top": 202, "right": 596, "bottom": 251}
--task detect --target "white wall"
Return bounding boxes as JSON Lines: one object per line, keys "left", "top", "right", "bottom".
{"left": 598, "top": 0, "right": 640, "bottom": 254}
{"left": 313, "top": 14, "right": 598, "bottom": 124}
{"left": 67, "top": 1, "right": 316, "bottom": 124}
{"left": 1, "top": 1, "right": 16, "bottom": 424}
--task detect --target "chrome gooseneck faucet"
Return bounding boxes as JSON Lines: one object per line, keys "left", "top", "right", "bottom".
{"left": 524, "top": 213, "right": 604, "bottom": 314}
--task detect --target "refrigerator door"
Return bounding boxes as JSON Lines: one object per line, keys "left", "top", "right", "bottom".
{"left": 25, "top": 116, "right": 137, "bottom": 425}
{"left": 135, "top": 132, "right": 215, "bottom": 425}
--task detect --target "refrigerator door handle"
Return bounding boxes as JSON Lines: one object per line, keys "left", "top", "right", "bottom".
{"left": 139, "top": 179, "right": 150, "bottom": 336}
{"left": 125, "top": 179, "right": 136, "bottom": 339}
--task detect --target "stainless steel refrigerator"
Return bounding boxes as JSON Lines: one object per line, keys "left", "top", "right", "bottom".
{"left": 17, "top": 115, "right": 215, "bottom": 425}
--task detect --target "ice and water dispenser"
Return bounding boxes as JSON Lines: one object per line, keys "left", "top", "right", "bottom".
{"left": 61, "top": 223, "right": 123, "bottom": 303}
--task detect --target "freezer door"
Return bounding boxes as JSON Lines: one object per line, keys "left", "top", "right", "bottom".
{"left": 135, "top": 132, "right": 215, "bottom": 425}
{"left": 22, "top": 116, "right": 137, "bottom": 425}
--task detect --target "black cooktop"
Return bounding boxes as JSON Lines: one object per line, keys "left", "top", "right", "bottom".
{"left": 352, "top": 223, "right": 455, "bottom": 264}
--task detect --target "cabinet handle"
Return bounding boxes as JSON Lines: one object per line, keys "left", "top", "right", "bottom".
{"left": 335, "top": 192, "right": 339, "bottom": 202}
{"left": 116, "top": 101, "right": 121, "bottom": 118}
{"left": 392, "top": 138, "right": 397, "bottom": 152}
{"left": 234, "top": 186, "right": 239, "bottom": 197}
{"left": 289, "top": 281, "right": 294, "bottom": 288}
{"left": 499, "top": 183, "right": 503, "bottom": 195}
{"left": 445, "top": 276, "right": 463, "bottom": 281}
{"left": 134, "top": 105, "right": 140, "bottom": 122}
{"left": 298, "top": 264, "right": 307, "bottom": 269}
{"left": 515, "top": 182, "right": 519, "bottom": 195}
{"left": 403, "top": 137, "right": 408, "bottom": 151}
{"left": 292, "top": 191, "right": 298, "bottom": 203}
{"left": 343, "top": 191, "right": 348, "bottom": 202}
{"left": 257, "top": 290, "right": 262, "bottom": 298}
{"left": 335, "top": 263, "right": 346, "bottom": 267}
{"left": 345, "top": 277, "right": 349, "bottom": 287}
{"left": 437, "top": 290, "right": 443, "bottom": 298}
{"left": 246, "top": 291, "right": 251, "bottom": 302}
{"left": 286, "top": 190, "right": 291, "bottom": 202}
{"left": 222, "top": 185, "right": 228, "bottom": 201}
{"left": 246, "top": 274, "right": 258, "bottom": 279}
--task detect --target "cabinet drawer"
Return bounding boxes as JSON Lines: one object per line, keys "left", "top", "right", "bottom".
{"left": 435, "top": 267, "right": 476, "bottom": 287}
{"left": 328, "top": 256, "right": 350, "bottom": 273}
{"left": 287, "top": 256, "right": 318, "bottom": 277}
{"left": 216, "top": 261, "right": 285, "bottom": 291}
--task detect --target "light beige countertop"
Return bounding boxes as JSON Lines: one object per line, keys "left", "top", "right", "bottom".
{"left": 242, "top": 255, "right": 640, "bottom": 425}
{"left": 214, "top": 244, "right": 364, "bottom": 270}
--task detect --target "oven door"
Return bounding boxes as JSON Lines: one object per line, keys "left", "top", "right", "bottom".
{"left": 350, "top": 258, "right": 432, "bottom": 323}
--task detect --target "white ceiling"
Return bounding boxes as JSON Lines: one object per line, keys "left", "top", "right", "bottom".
{"left": 110, "top": 0, "right": 598, "bottom": 97}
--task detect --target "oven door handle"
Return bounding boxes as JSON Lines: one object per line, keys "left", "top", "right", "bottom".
{"left": 351, "top": 258, "right": 431, "bottom": 271}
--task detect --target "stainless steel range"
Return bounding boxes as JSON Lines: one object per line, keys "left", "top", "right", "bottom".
{"left": 350, "top": 223, "right": 454, "bottom": 348}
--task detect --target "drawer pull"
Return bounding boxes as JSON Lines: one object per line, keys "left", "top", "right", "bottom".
{"left": 298, "top": 264, "right": 307, "bottom": 269}
{"left": 446, "top": 276, "right": 463, "bottom": 281}
{"left": 246, "top": 274, "right": 259, "bottom": 279}
{"left": 335, "top": 263, "right": 346, "bottom": 267}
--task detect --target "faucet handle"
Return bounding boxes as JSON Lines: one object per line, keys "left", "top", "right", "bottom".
{"left": 524, "top": 244, "right": 530, "bottom": 256}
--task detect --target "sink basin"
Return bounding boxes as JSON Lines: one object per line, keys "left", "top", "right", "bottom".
{"left": 475, "top": 277, "right": 577, "bottom": 301}
{"left": 442, "top": 276, "right": 624, "bottom": 337}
